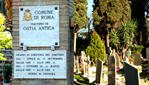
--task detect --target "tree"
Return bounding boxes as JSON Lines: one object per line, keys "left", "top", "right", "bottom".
{"left": 93, "top": 0, "right": 131, "bottom": 48}
{"left": 74, "top": 0, "right": 88, "bottom": 54}
{"left": 109, "top": 20, "right": 138, "bottom": 52}
{"left": 86, "top": 31, "right": 106, "bottom": 65}
{"left": 76, "top": 17, "right": 93, "bottom": 55}
{"left": 119, "top": 20, "right": 137, "bottom": 49}
{"left": 0, "top": 13, "right": 12, "bottom": 60}
{"left": 5, "top": 0, "right": 13, "bottom": 21}
{"left": 109, "top": 29, "right": 120, "bottom": 50}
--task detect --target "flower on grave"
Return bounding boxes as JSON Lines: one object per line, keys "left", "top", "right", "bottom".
{"left": 116, "top": 67, "right": 120, "bottom": 72}
{"left": 121, "top": 77, "right": 125, "bottom": 81}
{"left": 0, "top": 13, "right": 5, "bottom": 25}
{"left": 9, "top": 76, "right": 12, "bottom": 79}
{"left": 79, "top": 63, "right": 84, "bottom": 70}
{"left": 79, "top": 63, "right": 83, "bottom": 67}
{"left": 128, "top": 57, "right": 131, "bottom": 61}
{"left": 0, "top": 76, "right": 3, "bottom": 80}
{"left": 128, "top": 57, "right": 132, "bottom": 63}
{"left": 137, "top": 66, "right": 142, "bottom": 73}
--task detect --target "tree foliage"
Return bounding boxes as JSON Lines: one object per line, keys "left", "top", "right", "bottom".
{"left": 74, "top": 0, "right": 88, "bottom": 32}
{"left": 86, "top": 31, "right": 106, "bottom": 65}
{"left": 93, "top": 0, "right": 131, "bottom": 45}
{"left": 110, "top": 20, "right": 138, "bottom": 50}
{"left": 129, "top": 44, "right": 144, "bottom": 54}
{"left": 0, "top": 13, "right": 12, "bottom": 61}
{"left": 93, "top": 0, "right": 131, "bottom": 28}
{"left": 119, "top": 20, "right": 137, "bottom": 48}
{"left": 109, "top": 29, "right": 120, "bottom": 49}
{"left": 74, "top": 0, "right": 88, "bottom": 54}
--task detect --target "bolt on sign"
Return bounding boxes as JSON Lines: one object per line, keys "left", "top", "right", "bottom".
{"left": 19, "top": 6, "right": 59, "bottom": 47}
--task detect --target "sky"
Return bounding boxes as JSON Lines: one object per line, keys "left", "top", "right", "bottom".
{"left": 87, "top": 0, "right": 93, "bottom": 17}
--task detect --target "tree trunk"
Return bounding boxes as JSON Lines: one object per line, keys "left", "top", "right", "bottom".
{"left": 106, "top": 30, "right": 110, "bottom": 48}
{"left": 106, "top": 30, "right": 110, "bottom": 55}
{"left": 74, "top": 32, "right": 77, "bottom": 55}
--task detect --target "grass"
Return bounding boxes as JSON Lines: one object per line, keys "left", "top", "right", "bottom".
{"left": 117, "top": 69, "right": 125, "bottom": 77}
{"left": 74, "top": 74, "right": 95, "bottom": 85}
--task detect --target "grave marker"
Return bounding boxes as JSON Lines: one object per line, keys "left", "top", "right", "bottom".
{"left": 146, "top": 47, "right": 149, "bottom": 72}
{"left": 124, "top": 62, "right": 140, "bottom": 85}
{"left": 133, "top": 53, "right": 142, "bottom": 65}
{"left": 115, "top": 54, "right": 120, "bottom": 68}
{"left": 96, "top": 60, "right": 103, "bottom": 84}
{"left": 108, "top": 55, "right": 116, "bottom": 85}
{"left": 146, "top": 47, "right": 149, "bottom": 58}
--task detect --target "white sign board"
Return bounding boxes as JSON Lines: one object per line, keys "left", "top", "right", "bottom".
{"left": 14, "top": 50, "right": 66, "bottom": 79}
{"left": 19, "top": 6, "right": 59, "bottom": 47}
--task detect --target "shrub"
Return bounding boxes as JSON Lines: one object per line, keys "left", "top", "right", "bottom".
{"left": 86, "top": 31, "right": 106, "bottom": 65}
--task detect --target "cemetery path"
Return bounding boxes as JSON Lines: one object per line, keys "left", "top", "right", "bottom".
{"left": 116, "top": 79, "right": 149, "bottom": 85}
{"left": 140, "top": 79, "right": 149, "bottom": 85}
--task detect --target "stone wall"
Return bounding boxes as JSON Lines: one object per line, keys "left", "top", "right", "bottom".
{"left": 12, "top": 0, "right": 74, "bottom": 85}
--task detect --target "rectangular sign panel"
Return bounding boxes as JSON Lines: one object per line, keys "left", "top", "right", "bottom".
{"left": 19, "top": 6, "right": 59, "bottom": 47}
{"left": 14, "top": 50, "right": 66, "bottom": 79}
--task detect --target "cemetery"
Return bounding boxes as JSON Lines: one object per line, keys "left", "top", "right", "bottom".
{"left": 0, "top": 0, "right": 149, "bottom": 85}
{"left": 73, "top": 0, "right": 149, "bottom": 85}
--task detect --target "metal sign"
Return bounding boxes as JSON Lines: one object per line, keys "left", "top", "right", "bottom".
{"left": 19, "top": 6, "right": 59, "bottom": 47}
{"left": 14, "top": 50, "right": 66, "bottom": 79}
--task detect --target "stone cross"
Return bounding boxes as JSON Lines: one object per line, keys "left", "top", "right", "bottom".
{"left": 108, "top": 55, "right": 116, "bottom": 85}
{"left": 96, "top": 60, "right": 103, "bottom": 84}
{"left": 124, "top": 62, "right": 140, "bottom": 85}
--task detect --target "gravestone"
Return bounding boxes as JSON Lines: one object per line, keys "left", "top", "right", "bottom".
{"left": 147, "top": 47, "right": 149, "bottom": 58}
{"left": 133, "top": 53, "right": 142, "bottom": 65}
{"left": 115, "top": 54, "right": 120, "bottom": 68}
{"left": 76, "top": 56, "right": 79, "bottom": 73}
{"left": 87, "top": 56, "right": 90, "bottom": 78}
{"left": 12, "top": 0, "right": 74, "bottom": 85}
{"left": 124, "top": 62, "right": 140, "bottom": 85}
{"left": 81, "top": 51, "right": 86, "bottom": 75}
{"left": 96, "top": 60, "right": 103, "bottom": 84}
{"left": 108, "top": 55, "right": 116, "bottom": 85}
{"left": 146, "top": 47, "right": 149, "bottom": 72}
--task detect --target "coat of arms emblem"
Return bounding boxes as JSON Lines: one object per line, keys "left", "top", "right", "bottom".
{"left": 23, "top": 9, "right": 32, "bottom": 21}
